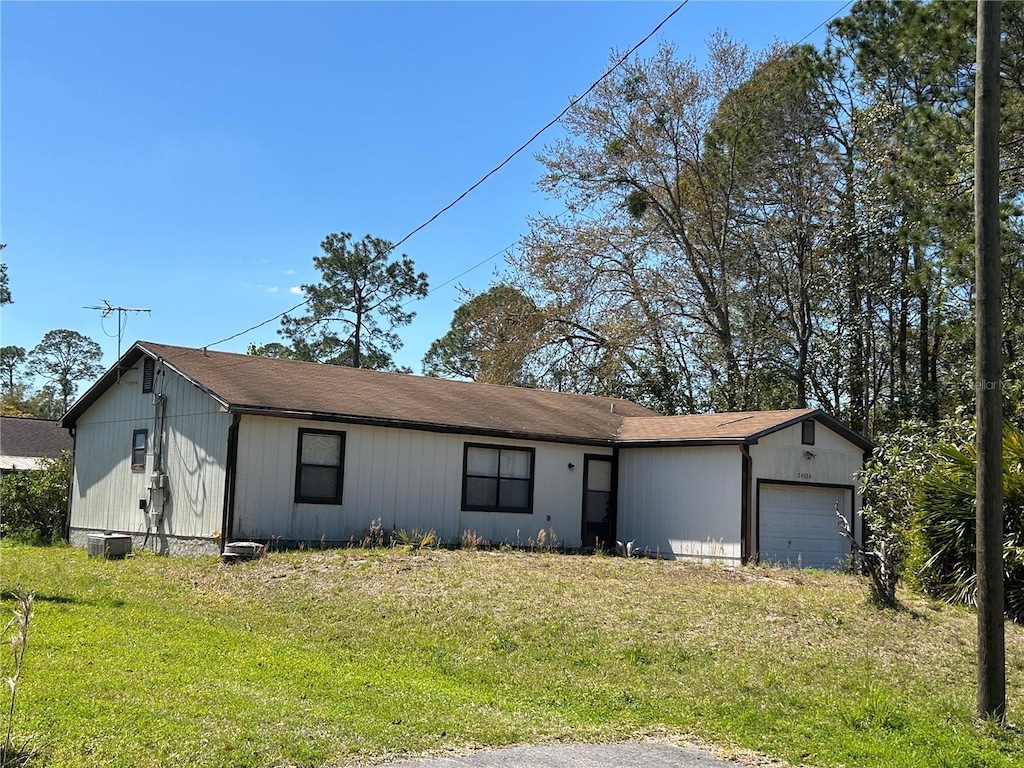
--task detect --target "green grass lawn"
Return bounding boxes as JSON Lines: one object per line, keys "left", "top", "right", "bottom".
{"left": 2, "top": 543, "right": 1023, "bottom": 768}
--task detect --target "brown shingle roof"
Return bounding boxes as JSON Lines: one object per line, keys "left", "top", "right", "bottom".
{"left": 136, "top": 342, "right": 658, "bottom": 444}
{"left": 0, "top": 416, "right": 73, "bottom": 459}
{"left": 61, "top": 342, "right": 872, "bottom": 451}
{"left": 616, "top": 409, "right": 816, "bottom": 443}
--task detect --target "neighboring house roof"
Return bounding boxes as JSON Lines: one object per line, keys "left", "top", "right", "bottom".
{"left": 0, "top": 416, "right": 73, "bottom": 470}
{"left": 60, "top": 342, "right": 873, "bottom": 450}
{"left": 615, "top": 408, "right": 873, "bottom": 451}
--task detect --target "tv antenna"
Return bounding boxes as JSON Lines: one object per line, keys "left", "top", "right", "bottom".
{"left": 84, "top": 300, "right": 151, "bottom": 363}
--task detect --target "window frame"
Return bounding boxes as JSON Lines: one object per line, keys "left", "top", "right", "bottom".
{"left": 461, "top": 442, "right": 536, "bottom": 514}
{"left": 801, "top": 419, "right": 816, "bottom": 445}
{"left": 294, "top": 428, "right": 346, "bottom": 505}
{"left": 131, "top": 429, "right": 148, "bottom": 472}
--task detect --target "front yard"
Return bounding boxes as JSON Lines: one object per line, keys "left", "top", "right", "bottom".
{"left": 2, "top": 544, "right": 1023, "bottom": 767}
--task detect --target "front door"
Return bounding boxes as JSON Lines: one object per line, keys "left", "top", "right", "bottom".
{"left": 581, "top": 455, "right": 613, "bottom": 549}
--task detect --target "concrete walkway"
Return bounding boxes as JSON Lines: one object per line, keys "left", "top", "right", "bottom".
{"left": 359, "top": 742, "right": 747, "bottom": 767}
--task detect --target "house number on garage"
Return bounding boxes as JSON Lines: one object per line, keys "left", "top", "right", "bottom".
{"left": 796, "top": 472, "right": 812, "bottom": 480}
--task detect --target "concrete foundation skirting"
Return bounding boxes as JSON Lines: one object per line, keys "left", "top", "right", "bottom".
{"left": 69, "top": 528, "right": 220, "bottom": 557}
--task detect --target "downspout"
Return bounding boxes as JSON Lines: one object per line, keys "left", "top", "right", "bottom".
{"left": 608, "top": 445, "right": 620, "bottom": 546}
{"left": 219, "top": 414, "right": 241, "bottom": 553}
{"left": 740, "top": 444, "right": 752, "bottom": 564}
{"left": 63, "top": 427, "right": 76, "bottom": 543}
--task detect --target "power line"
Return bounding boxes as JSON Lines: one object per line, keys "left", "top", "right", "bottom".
{"left": 204, "top": 298, "right": 309, "bottom": 351}
{"left": 200, "top": 2, "right": 691, "bottom": 353}
{"left": 796, "top": 0, "right": 853, "bottom": 46}
{"left": 386, "top": 1, "right": 691, "bottom": 255}
{"left": 192, "top": 0, "right": 851, "bottom": 360}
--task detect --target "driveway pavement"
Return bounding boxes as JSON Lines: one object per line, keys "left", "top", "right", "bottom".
{"left": 358, "top": 742, "right": 748, "bottom": 767}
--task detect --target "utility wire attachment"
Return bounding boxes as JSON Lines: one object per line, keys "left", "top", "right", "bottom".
{"left": 85, "top": 300, "right": 152, "bottom": 376}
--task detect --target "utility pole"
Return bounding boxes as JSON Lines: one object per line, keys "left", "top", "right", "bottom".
{"left": 974, "top": 0, "right": 1004, "bottom": 723}
{"left": 84, "top": 300, "right": 151, "bottom": 363}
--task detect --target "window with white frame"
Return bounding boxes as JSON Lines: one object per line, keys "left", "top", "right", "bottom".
{"left": 461, "top": 443, "right": 535, "bottom": 513}
{"left": 131, "top": 429, "right": 147, "bottom": 472}
{"left": 295, "top": 429, "right": 345, "bottom": 504}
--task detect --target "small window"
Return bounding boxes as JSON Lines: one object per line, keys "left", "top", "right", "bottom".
{"left": 801, "top": 419, "right": 816, "bottom": 445}
{"left": 295, "top": 429, "right": 345, "bottom": 504}
{"left": 131, "top": 429, "right": 148, "bottom": 471}
{"left": 462, "top": 443, "right": 535, "bottom": 514}
{"left": 142, "top": 358, "right": 155, "bottom": 393}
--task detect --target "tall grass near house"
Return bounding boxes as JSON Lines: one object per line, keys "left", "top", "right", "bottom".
{"left": 1, "top": 591, "right": 34, "bottom": 767}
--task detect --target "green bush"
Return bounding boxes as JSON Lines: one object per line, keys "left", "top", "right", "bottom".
{"left": 0, "top": 451, "right": 72, "bottom": 545}
{"left": 916, "top": 425, "right": 1024, "bottom": 622}
{"left": 858, "top": 418, "right": 973, "bottom": 594}
{"left": 860, "top": 418, "right": 1024, "bottom": 621}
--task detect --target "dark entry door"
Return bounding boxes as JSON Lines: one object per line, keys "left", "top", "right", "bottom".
{"left": 581, "top": 455, "right": 613, "bottom": 549}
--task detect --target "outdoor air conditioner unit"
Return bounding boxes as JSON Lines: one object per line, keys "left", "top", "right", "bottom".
{"left": 86, "top": 533, "right": 133, "bottom": 559}
{"left": 222, "top": 541, "right": 264, "bottom": 563}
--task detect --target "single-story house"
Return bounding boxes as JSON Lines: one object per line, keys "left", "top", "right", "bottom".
{"left": 1, "top": 415, "right": 73, "bottom": 474}
{"left": 60, "top": 341, "right": 872, "bottom": 567}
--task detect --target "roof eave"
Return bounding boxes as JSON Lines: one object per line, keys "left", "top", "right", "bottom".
{"left": 227, "top": 405, "right": 618, "bottom": 447}
{"left": 59, "top": 344, "right": 150, "bottom": 428}
{"left": 616, "top": 437, "right": 748, "bottom": 448}
{"left": 746, "top": 408, "right": 874, "bottom": 451}
{"left": 59, "top": 342, "right": 231, "bottom": 429}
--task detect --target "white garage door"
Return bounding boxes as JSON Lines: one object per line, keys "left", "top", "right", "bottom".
{"left": 759, "top": 484, "right": 852, "bottom": 570}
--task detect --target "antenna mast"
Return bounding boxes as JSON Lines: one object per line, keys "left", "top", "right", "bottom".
{"left": 84, "top": 300, "right": 152, "bottom": 363}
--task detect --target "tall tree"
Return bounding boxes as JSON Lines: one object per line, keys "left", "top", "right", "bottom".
{"left": 422, "top": 285, "right": 543, "bottom": 385}
{"left": 0, "top": 346, "right": 27, "bottom": 392}
{"left": 0, "top": 243, "right": 10, "bottom": 305}
{"left": 27, "top": 330, "right": 103, "bottom": 413}
{"left": 510, "top": 36, "right": 793, "bottom": 413}
{"left": 278, "top": 232, "right": 428, "bottom": 370}
{"left": 0, "top": 263, "right": 10, "bottom": 306}
{"left": 714, "top": 48, "right": 837, "bottom": 409}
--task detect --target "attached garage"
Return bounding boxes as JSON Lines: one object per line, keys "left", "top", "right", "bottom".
{"left": 617, "top": 409, "right": 871, "bottom": 570}
{"left": 757, "top": 482, "right": 853, "bottom": 569}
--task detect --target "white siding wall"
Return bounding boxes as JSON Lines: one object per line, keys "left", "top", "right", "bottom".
{"left": 616, "top": 445, "right": 742, "bottom": 561}
{"left": 70, "top": 360, "right": 230, "bottom": 542}
{"left": 749, "top": 421, "right": 865, "bottom": 554}
{"left": 232, "top": 415, "right": 610, "bottom": 547}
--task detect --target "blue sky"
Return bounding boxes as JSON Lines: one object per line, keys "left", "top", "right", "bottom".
{"left": 1, "top": 1, "right": 849, "bottom": 382}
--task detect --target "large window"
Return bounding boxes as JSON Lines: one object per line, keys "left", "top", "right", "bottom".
{"left": 462, "top": 443, "right": 535, "bottom": 514}
{"left": 295, "top": 429, "right": 345, "bottom": 504}
{"left": 131, "top": 429, "right": 147, "bottom": 472}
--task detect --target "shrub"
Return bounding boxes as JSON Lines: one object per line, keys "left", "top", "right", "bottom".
{"left": 0, "top": 451, "right": 72, "bottom": 545}
{"left": 392, "top": 528, "right": 438, "bottom": 551}
{"left": 360, "top": 518, "right": 386, "bottom": 548}
{"left": 858, "top": 418, "right": 975, "bottom": 603}
{"left": 916, "top": 424, "right": 1024, "bottom": 622}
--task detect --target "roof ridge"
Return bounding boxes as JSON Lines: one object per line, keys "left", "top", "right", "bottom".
{"left": 138, "top": 341, "right": 650, "bottom": 407}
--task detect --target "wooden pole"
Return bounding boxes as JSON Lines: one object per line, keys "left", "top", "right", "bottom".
{"left": 974, "top": 0, "right": 1005, "bottom": 723}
